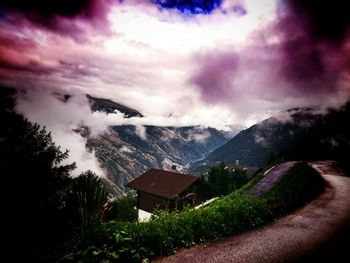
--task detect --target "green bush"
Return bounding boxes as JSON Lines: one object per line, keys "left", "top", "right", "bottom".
{"left": 262, "top": 162, "right": 325, "bottom": 216}
{"left": 72, "top": 171, "right": 109, "bottom": 233}
{"left": 62, "top": 193, "right": 272, "bottom": 262}
{"left": 62, "top": 162, "right": 325, "bottom": 262}
{"left": 104, "top": 193, "right": 137, "bottom": 222}
{"left": 203, "top": 163, "right": 250, "bottom": 198}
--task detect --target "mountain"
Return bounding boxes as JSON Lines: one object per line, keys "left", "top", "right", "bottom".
{"left": 1, "top": 88, "right": 241, "bottom": 195}
{"left": 83, "top": 95, "right": 242, "bottom": 195}
{"left": 87, "top": 125, "right": 234, "bottom": 195}
{"left": 87, "top": 95, "right": 143, "bottom": 117}
{"left": 189, "top": 103, "right": 350, "bottom": 174}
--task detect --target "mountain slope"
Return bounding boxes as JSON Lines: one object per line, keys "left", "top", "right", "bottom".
{"left": 87, "top": 95, "right": 143, "bottom": 117}
{"left": 189, "top": 103, "right": 350, "bottom": 174}
{"left": 0, "top": 87, "right": 241, "bottom": 195}
{"left": 83, "top": 95, "right": 241, "bottom": 195}
{"left": 87, "top": 125, "right": 232, "bottom": 195}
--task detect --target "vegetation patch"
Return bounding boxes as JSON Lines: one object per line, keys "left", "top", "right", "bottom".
{"left": 62, "top": 162, "right": 326, "bottom": 262}
{"left": 62, "top": 193, "right": 272, "bottom": 262}
{"left": 261, "top": 162, "right": 325, "bottom": 216}
{"left": 237, "top": 163, "right": 276, "bottom": 193}
{"left": 196, "top": 163, "right": 251, "bottom": 200}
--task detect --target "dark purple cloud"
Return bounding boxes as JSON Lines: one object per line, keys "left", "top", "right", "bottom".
{"left": 190, "top": 52, "right": 238, "bottom": 103}
{"left": 279, "top": 21, "right": 342, "bottom": 94}
{"left": 0, "top": 0, "right": 113, "bottom": 41}
{"left": 0, "top": 0, "right": 92, "bottom": 17}
{"left": 278, "top": 0, "right": 350, "bottom": 94}
{"left": 0, "top": 0, "right": 111, "bottom": 20}
{"left": 0, "top": 59, "right": 54, "bottom": 76}
{"left": 188, "top": 0, "right": 350, "bottom": 111}
{"left": 286, "top": 0, "right": 350, "bottom": 43}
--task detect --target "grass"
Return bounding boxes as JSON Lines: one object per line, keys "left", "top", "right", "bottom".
{"left": 62, "top": 162, "right": 325, "bottom": 262}
{"left": 261, "top": 162, "right": 325, "bottom": 216}
{"left": 62, "top": 193, "right": 272, "bottom": 262}
{"left": 238, "top": 163, "right": 276, "bottom": 193}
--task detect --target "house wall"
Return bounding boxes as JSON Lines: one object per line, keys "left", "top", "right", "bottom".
{"left": 138, "top": 209, "right": 152, "bottom": 222}
{"left": 138, "top": 191, "right": 170, "bottom": 213}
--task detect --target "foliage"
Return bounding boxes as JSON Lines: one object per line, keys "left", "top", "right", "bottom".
{"left": 262, "top": 162, "right": 325, "bottom": 216}
{"left": 62, "top": 192, "right": 272, "bottom": 262}
{"left": 237, "top": 163, "right": 276, "bottom": 193}
{"left": 104, "top": 193, "right": 137, "bottom": 222}
{"left": 0, "top": 88, "right": 76, "bottom": 261}
{"left": 63, "top": 161, "right": 327, "bottom": 262}
{"left": 206, "top": 163, "right": 250, "bottom": 197}
{"left": 195, "top": 175, "right": 214, "bottom": 201}
{"left": 0, "top": 88, "right": 330, "bottom": 261}
{"left": 273, "top": 102, "right": 350, "bottom": 173}
{"left": 72, "top": 171, "right": 109, "bottom": 234}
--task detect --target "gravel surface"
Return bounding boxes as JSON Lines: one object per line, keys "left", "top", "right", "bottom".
{"left": 248, "top": 161, "right": 298, "bottom": 197}
{"left": 155, "top": 161, "right": 350, "bottom": 263}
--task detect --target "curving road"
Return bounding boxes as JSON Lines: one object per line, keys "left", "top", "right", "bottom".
{"left": 155, "top": 161, "right": 350, "bottom": 263}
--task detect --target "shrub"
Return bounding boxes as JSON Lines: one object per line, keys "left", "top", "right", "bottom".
{"left": 262, "top": 162, "right": 325, "bottom": 216}
{"left": 72, "top": 171, "right": 109, "bottom": 233}
{"left": 206, "top": 163, "right": 250, "bottom": 197}
{"left": 104, "top": 193, "right": 137, "bottom": 222}
{"left": 63, "top": 193, "right": 272, "bottom": 262}
{"left": 62, "top": 162, "right": 325, "bottom": 262}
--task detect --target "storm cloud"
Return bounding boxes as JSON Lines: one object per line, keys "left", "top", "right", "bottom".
{"left": 0, "top": 0, "right": 113, "bottom": 41}
{"left": 1, "top": 0, "right": 350, "bottom": 176}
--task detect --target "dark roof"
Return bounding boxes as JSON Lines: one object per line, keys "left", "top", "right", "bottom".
{"left": 126, "top": 169, "right": 198, "bottom": 199}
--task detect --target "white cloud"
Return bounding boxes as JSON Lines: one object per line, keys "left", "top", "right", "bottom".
{"left": 119, "top": 145, "right": 133, "bottom": 153}
{"left": 134, "top": 124, "right": 147, "bottom": 140}
{"left": 15, "top": 89, "right": 106, "bottom": 177}
{"left": 188, "top": 130, "right": 210, "bottom": 143}
{"left": 3, "top": 0, "right": 349, "bottom": 154}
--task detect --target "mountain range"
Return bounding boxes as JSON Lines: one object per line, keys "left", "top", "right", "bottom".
{"left": 189, "top": 103, "right": 350, "bottom": 174}
{"left": 85, "top": 95, "right": 241, "bottom": 195}
{"left": 3, "top": 87, "right": 349, "bottom": 196}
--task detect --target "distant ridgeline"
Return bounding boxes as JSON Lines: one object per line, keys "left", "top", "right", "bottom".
{"left": 0, "top": 88, "right": 239, "bottom": 196}
{"left": 189, "top": 101, "right": 350, "bottom": 174}
{"left": 87, "top": 95, "right": 143, "bottom": 117}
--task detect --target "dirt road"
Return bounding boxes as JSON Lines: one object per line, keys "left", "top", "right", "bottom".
{"left": 155, "top": 161, "right": 350, "bottom": 263}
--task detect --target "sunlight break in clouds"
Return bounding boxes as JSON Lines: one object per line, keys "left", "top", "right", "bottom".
{"left": 1, "top": 0, "right": 350, "bottom": 177}
{"left": 0, "top": 0, "right": 285, "bottom": 128}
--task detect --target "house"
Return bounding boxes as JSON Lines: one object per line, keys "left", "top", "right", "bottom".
{"left": 126, "top": 168, "right": 199, "bottom": 221}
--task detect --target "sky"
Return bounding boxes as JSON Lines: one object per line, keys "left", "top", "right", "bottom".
{"left": 1, "top": 0, "right": 350, "bottom": 175}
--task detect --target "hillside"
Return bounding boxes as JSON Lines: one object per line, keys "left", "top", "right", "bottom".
{"left": 87, "top": 125, "right": 232, "bottom": 195}
{"left": 87, "top": 95, "right": 143, "bottom": 117}
{"left": 1, "top": 88, "right": 241, "bottom": 195}
{"left": 83, "top": 95, "right": 239, "bottom": 195}
{"left": 189, "top": 102, "right": 350, "bottom": 174}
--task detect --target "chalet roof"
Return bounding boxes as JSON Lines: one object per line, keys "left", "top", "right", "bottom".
{"left": 126, "top": 169, "right": 198, "bottom": 199}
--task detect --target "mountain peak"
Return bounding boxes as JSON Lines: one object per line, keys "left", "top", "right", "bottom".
{"left": 86, "top": 94, "right": 143, "bottom": 118}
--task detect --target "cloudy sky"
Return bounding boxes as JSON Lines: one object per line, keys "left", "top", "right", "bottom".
{"left": 1, "top": 0, "right": 350, "bottom": 175}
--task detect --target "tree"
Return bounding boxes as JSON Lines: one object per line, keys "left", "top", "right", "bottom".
{"left": 72, "top": 171, "right": 108, "bottom": 233}
{"left": 104, "top": 193, "right": 137, "bottom": 222}
{"left": 207, "top": 163, "right": 249, "bottom": 196}
{"left": 0, "top": 88, "right": 76, "bottom": 261}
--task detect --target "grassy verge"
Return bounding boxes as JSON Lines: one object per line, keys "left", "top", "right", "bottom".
{"left": 62, "top": 193, "right": 272, "bottom": 262}
{"left": 261, "top": 162, "right": 325, "bottom": 216}
{"left": 62, "top": 162, "right": 325, "bottom": 262}
{"left": 238, "top": 163, "right": 275, "bottom": 193}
